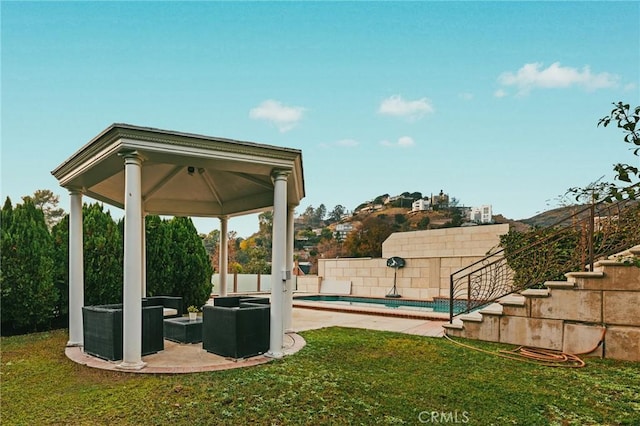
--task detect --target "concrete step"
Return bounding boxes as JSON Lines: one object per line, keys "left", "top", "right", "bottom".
{"left": 565, "top": 271, "right": 604, "bottom": 282}
{"left": 520, "top": 288, "right": 550, "bottom": 298}
{"left": 459, "top": 311, "right": 483, "bottom": 322}
{"left": 544, "top": 281, "right": 575, "bottom": 289}
{"left": 499, "top": 295, "right": 528, "bottom": 317}
{"left": 442, "top": 318, "right": 463, "bottom": 330}
{"left": 498, "top": 294, "right": 526, "bottom": 306}
{"left": 596, "top": 258, "right": 639, "bottom": 268}
{"left": 478, "top": 302, "right": 503, "bottom": 316}
{"left": 608, "top": 244, "right": 640, "bottom": 258}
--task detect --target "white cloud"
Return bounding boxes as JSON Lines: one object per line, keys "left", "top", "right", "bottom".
{"left": 335, "top": 139, "right": 359, "bottom": 147}
{"left": 494, "top": 89, "right": 508, "bottom": 98}
{"left": 378, "top": 95, "right": 434, "bottom": 120}
{"left": 624, "top": 82, "right": 637, "bottom": 92}
{"left": 459, "top": 92, "right": 474, "bottom": 101}
{"left": 380, "top": 136, "right": 415, "bottom": 147}
{"left": 398, "top": 136, "right": 414, "bottom": 147}
{"left": 249, "top": 99, "right": 305, "bottom": 132}
{"left": 498, "top": 62, "right": 619, "bottom": 96}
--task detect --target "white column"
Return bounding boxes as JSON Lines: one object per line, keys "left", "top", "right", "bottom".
{"left": 219, "top": 216, "right": 228, "bottom": 297}
{"left": 67, "top": 188, "right": 84, "bottom": 347}
{"left": 267, "top": 170, "right": 289, "bottom": 358}
{"left": 284, "top": 205, "right": 295, "bottom": 332}
{"left": 119, "top": 152, "right": 145, "bottom": 370}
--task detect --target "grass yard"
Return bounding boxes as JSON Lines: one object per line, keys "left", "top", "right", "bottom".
{"left": 1, "top": 327, "right": 639, "bottom": 425}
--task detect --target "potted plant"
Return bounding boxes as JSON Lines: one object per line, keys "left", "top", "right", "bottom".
{"left": 187, "top": 305, "right": 199, "bottom": 321}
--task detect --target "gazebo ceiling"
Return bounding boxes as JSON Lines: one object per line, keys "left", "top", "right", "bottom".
{"left": 52, "top": 124, "right": 305, "bottom": 217}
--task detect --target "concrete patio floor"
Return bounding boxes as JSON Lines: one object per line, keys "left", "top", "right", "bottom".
{"left": 65, "top": 307, "right": 447, "bottom": 374}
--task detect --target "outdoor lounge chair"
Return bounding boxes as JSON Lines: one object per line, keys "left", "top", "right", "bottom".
{"left": 82, "top": 304, "right": 164, "bottom": 361}
{"left": 202, "top": 303, "right": 270, "bottom": 358}
{"left": 212, "top": 295, "right": 270, "bottom": 308}
{"left": 142, "top": 296, "right": 183, "bottom": 318}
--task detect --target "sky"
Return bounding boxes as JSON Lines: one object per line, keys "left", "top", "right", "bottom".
{"left": 2, "top": 1, "right": 639, "bottom": 238}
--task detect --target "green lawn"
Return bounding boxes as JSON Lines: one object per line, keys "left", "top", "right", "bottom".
{"left": 2, "top": 327, "right": 639, "bottom": 425}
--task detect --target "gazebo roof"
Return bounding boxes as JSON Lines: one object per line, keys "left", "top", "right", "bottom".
{"left": 51, "top": 124, "right": 305, "bottom": 217}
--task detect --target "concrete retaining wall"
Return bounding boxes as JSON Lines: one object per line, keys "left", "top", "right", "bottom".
{"left": 312, "top": 224, "right": 509, "bottom": 299}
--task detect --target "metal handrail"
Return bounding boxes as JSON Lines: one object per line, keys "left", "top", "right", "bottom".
{"left": 449, "top": 198, "right": 640, "bottom": 322}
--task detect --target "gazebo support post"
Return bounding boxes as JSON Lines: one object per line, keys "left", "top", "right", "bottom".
{"left": 268, "top": 170, "right": 289, "bottom": 358}
{"left": 219, "top": 216, "right": 228, "bottom": 297}
{"left": 284, "top": 205, "right": 295, "bottom": 332}
{"left": 119, "top": 152, "right": 146, "bottom": 370}
{"left": 67, "top": 188, "right": 84, "bottom": 347}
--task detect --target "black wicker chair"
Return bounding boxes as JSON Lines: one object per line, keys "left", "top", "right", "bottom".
{"left": 82, "top": 304, "right": 164, "bottom": 361}
{"left": 202, "top": 303, "right": 270, "bottom": 359}
{"left": 213, "top": 296, "right": 270, "bottom": 307}
{"left": 142, "top": 296, "right": 183, "bottom": 318}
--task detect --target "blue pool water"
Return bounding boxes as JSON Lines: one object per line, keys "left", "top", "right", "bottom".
{"left": 294, "top": 295, "right": 459, "bottom": 314}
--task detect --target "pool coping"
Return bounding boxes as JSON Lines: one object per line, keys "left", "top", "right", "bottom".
{"left": 292, "top": 296, "right": 450, "bottom": 321}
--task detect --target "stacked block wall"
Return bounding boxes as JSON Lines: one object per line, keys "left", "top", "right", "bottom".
{"left": 447, "top": 261, "right": 640, "bottom": 362}
{"left": 315, "top": 224, "right": 509, "bottom": 299}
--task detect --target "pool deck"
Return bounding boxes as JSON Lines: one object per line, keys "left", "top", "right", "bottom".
{"left": 65, "top": 307, "right": 447, "bottom": 374}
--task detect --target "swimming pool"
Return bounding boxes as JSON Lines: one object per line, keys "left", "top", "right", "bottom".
{"left": 293, "top": 295, "right": 461, "bottom": 318}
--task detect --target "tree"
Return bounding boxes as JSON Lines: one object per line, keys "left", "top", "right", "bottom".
{"left": 314, "top": 204, "right": 327, "bottom": 226}
{"left": 23, "top": 189, "right": 65, "bottom": 230}
{"left": 258, "top": 211, "right": 273, "bottom": 251}
{"left": 238, "top": 237, "right": 271, "bottom": 274}
{"left": 146, "top": 215, "right": 174, "bottom": 296}
{"left": 83, "top": 204, "right": 123, "bottom": 305}
{"left": 570, "top": 102, "right": 640, "bottom": 202}
{"left": 417, "top": 216, "right": 431, "bottom": 230}
{"left": 327, "top": 204, "right": 346, "bottom": 223}
{"left": 166, "top": 217, "right": 213, "bottom": 308}
{"left": 301, "top": 205, "right": 315, "bottom": 226}
{"left": 598, "top": 102, "right": 640, "bottom": 200}
{"left": 372, "top": 194, "right": 389, "bottom": 205}
{"left": 442, "top": 208, "right": 464, "bottom": 228}
{"left": 51, "top": 215, "right": 70, "bottom": 321}
{"left": 1, "top": 197, "right": 58, "bottom": 333}
{"left": 343, "top": 215, "right": 395, "bottom": 258}
{"left": 200, "top": 229, "right": 220, "bottom": 261}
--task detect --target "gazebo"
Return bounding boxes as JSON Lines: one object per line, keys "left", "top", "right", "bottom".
{"left": 51, "top": 124, "right": 305, "bottom": 369}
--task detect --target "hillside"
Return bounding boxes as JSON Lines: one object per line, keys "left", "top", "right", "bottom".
{"left": 293, "top": 193, "right": 610, "bottom": 237}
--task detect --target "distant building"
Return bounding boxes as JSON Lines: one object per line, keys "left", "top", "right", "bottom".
{"left": 468, "top": 205, "right": 493, "bottom": 224}
{"left": 412, "top": 198, "right": 431, "bottom": 212}
{"left": 386, "top": 195, "right": 413, "bottom": 208}
{"left": 357, "top": 204, "right": 384, "bottom": 214}
{"left": 431, "top": 190, "right": 449, "bottom": 209}
{"left": 335, "top": 223, "right": 354, "bottom": 240}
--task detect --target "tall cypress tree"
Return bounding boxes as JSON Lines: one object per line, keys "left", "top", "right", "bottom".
{"left": 83, "top": 203, "right": 123, "bottom": 305}
{"left": 0, "top": 197, "right": 57, "bottom": 332}
{"left": 145, "top": 215, "right": 174, "bottom": 296}
{"left": 51, "top": 214, "right": 69, "bottom": 321}
{"left": 167, "top": 217, "right": 213, "bottom": 308}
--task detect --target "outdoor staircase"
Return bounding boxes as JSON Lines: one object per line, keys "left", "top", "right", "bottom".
{"left": 443, "top": 245, "right": 640, "bottom": 362}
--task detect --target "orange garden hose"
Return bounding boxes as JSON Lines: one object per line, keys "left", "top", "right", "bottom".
{"left": 444, "top": 327, "right": 606, "bottom": 368}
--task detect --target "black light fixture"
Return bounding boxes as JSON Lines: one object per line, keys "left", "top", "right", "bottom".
{"left": 187, "top": 166, "right": 195, "bottom": 176}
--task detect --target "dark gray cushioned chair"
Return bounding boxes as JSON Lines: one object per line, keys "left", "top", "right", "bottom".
{"left": 82, "top": 304, "right": 164, "bottom": 361}
{"left": 142, "top": 296, "right": 183, "bottom": 318}
{"left": 202, "top": 303, "right": 270, "bottom": 359}
{"left": 213, "top": 296, "right": 270, "bottom": 307}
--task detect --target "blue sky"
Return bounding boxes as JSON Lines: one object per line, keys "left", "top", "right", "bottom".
{"left": 2, "top": 1, "right": 639, "bottom": 237}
